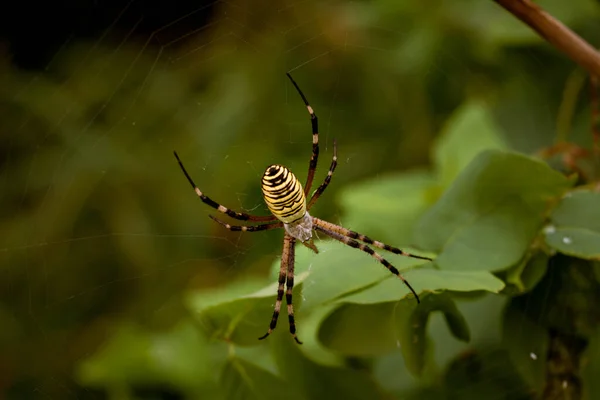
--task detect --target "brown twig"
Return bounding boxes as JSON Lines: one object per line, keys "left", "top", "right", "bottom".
{"left": 494, "top": 0, "right": 600, "bottom": 77}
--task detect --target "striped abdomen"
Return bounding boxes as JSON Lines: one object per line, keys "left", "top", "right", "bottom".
{"left": 261, "top": 165, "right": 306, "bottom": 224}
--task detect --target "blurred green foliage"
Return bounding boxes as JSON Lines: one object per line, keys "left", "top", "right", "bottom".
{"left": 2, "top": 0, "right": 600, "bottom": 398}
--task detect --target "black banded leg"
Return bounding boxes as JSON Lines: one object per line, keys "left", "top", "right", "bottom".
{"left": 307, "top": 139, "right": 338, "bottom": 210}
{"left": 284, "top": 235, "right": 302, "bottom": 344}
{"left": 209, "top": 215, "right": 283, "bottom": 232}
{"left": 314, "top": 225, "right": 421, "bottom": 303}
{"left": 286, "top": 73, "right": 319, "bottom": 196}
{"left": 312, "top": 217, "right": 432, "bottom": 261}
{"left": 174, "top": 151, "right": 277, "bottom": 222}
{"left": 259, "top": 234, "right": 293, "bottom": 341}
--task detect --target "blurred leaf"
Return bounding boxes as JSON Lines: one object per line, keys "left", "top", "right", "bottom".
{"left": 594, "top": 262, "right": 600, "bottom": 284}
{"left": 433, "top": 101, "right": 507, "bottom": 186}
{"left": 186, "top": 279, "right": 266, "bottom": 314}
{"left": 513, "top": 255, "right": 600, "bottom": 338}
{"left": 400, "top": 386, "right": 447, "bottom": 400}
{"left": 270, "top": 330, "right": 386, "bottom": 400}
{"left": 544, "top": 190, "right": 600, "bottom": 259}
{"left": 502, "top": 300, "right": 548, "bottom": 392}
{"left": 582, "top": 329, "right": 600, "bottom": 400}
{"left": 550, "top": 191, "right": 600, "bottom": 231}
{"left": 319, "top": 302, "right": 407, "bottom": 357}
{"left": 478, "top": 12, "right": 540, "bottom": 45}
{"left": 442, "top": 348, "right": 533, "bottom": 400}
{"left": 338, "top": 169, "right": 437, "bottom": 244}
{"left": 220, "top": 357, "right": 306, "bottom": 400}
{"left": 285, "top": 303, "right": 347, "bottom": 368}
{"left": 233, "top": 343, "right": 281, "bottom": 377}
{"left": 77, "top": 321, "right": 214, "bottom": 396}
{"left": 394, "top": 21, "right": 443, "bottom": 75}
{"left": 506, "top": 252, "right": 550, "bottom": 293}
{"left": 415, "top": 150, "right": 572, "bottom": 271}
{"left": 372, "top": 350, "right": 421, "bottom": 396}
{"left": 545, "top": 228, "right": 600, "bottom": 260}
{"left": 319, "top": 293, "right": 469, "bottom": 377}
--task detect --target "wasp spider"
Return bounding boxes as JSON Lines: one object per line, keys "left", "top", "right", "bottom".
{"left": 174, "top": 73, "right": 432, "bottom": 344}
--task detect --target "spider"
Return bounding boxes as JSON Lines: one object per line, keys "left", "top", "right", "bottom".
{"left": 174, "top": 73, "right": 432, "bottom": 344}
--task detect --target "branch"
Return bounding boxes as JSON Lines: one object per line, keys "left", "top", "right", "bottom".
{"left": 494, "top": 0, "right": 600, "bottom": 77}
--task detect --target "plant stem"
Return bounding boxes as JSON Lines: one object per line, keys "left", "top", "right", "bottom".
{"left": 494, "top": 0, "right": 600, "bottom": 77}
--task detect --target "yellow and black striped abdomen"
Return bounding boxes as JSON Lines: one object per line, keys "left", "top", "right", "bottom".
{"left": 261, "top": 165, "right": 306, "bottom": 224}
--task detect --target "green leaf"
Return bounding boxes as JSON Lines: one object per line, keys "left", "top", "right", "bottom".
{"left": 187, "top": 237, "right": 431, "bottom": 348}
{"left": 506, "top": 252, "right": 549, "bottom": 293}
{"left": 337, "top": 269, "right": 504, "bottom": 305}
{"left": 319, "top": 302, "right": 407, "bottom": 357}
{"left": 436, "top": 196, "right": 541, "bottom": 271}
{"left": 271, "top": 241, "right": 430, "bottom": 312}
{"left": 544, "top": 190, "right": 600, "bottom": 259}
{"left": 283, "top": 303, "right": 347, "bottom": 368}
{"left": 433, "top": 101, "right": 507, "bottom": 186}
{"left": 319, "top": 293, "right": 470, "bottom": 376}
{"left": 502, "top": 301, "right": 548, "bottom": 392}
{"left": 187, "top": 181, "right": 511, "bottom": 349}
{"left": 415, "top": 150, "right": 572, "bottom": 271}
{"left": 545, "top": 227, "right": 600, "bottom": 260}
{"left": 261, "top": 243, "right": 501, "bottom": 352}
{"left": 338, "top": 169, "right": 437, "bottom": 244}
{"left": 550, "top": 191, "right": 600, "bottom": 231}
{"left": 220, "top": 357, "right": 306, "bottom": 400}
{"left": 270, "top": 331, "right": 386, "bottom": 399}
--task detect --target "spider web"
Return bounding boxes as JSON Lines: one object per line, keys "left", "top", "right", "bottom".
{"left": 0, "top": 0, "right": 591, "bottom": 398}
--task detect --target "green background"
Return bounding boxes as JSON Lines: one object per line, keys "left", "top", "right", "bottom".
{"left": 1, "top": 0, "right": 600, "bottom": 398}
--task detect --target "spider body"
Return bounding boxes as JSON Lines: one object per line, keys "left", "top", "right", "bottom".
{"left": 261, "top": 164, "right": 314, "bottom": 242}
{"left": 174, "top": 73, "right": 432, "bottom": 345}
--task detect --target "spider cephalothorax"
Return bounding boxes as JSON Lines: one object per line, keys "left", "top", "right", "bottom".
{"left": 174, "top": 73, "right": 432, "bottom": 344}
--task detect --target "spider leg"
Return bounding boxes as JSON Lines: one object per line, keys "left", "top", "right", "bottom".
{"left": 312, "top": 218, "right": 432, "bottom": 261}
{"left": 301, "top": 238, "right": 319, "bottom": 254}
{"left": 174, "top": 151, "right": 277, "bottom": 222}
{"left": 284, "top": 235, "right": 302, "bottom": 344}
{"left": 314, "top": 225, "right": 421, "bottom": 304}
{"left": 208, "top": 215, "right": 283, "bottom": 232}
{"left": 307, "top": 139, "right": 338, "bottom": 210}
{"left": 259, "top": 234, "right": 297, "bottom": 342}
{"left": 286, "top": 73, "right": 319, "bottom": 196}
